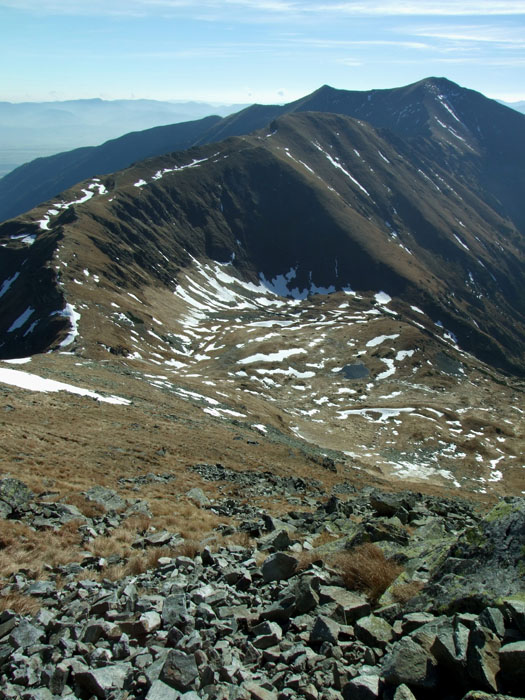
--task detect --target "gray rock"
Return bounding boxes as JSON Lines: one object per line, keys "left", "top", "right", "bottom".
{"left": 252, "top": 621, "right": 282, "bottom": 649}
{"left": 261, "top": 552, "right": 298, "bottom": 582}
{"left": 243, "top": 681, "right": 278, "bottom": 699}
{"left": 160, "top": 649, "right": 199, "bottom": 691}
{"left": 186, "top": 487, "right": 210, "bottom": 507}
{"left": 0, "top": 500, "right": 12, "bottom": 518}
{"left": 258, "top": 529, "right": 293, "bottom": 552}
{"left": 421, "top": 499, "right": 525, "bottom": 611}
{"left": 144, "top": 530, "right": 174, "bottom": 546}
{"left": 499, "top": 640, "right": 525, "bottom": 692}
{"left": 342, "top": 674, "right": 381, "bottom": 700}
{"left": 354, "top": 615, "right": 393, "bottom": 649}
{"left": 162, "top": 593, "right": 188, "bottom": 627}
{"left": 20, "top": 690, "right": 54, "bottom": 700}
{"left": 466, "top": 624, "right": 501, "bottom": 692}
{"left": 310, "top": 615, "right": 340, "bottom": 645}
{"left": 85, "top": 485, "right": 126, "bottom": 512}
{"left": 502, "top": 597, "right": 525, "bottom": 635}
{"left": 479, "top": 607, "right": 505, "bottom": 638}
{"left": 146, "top": 679, "right": 182, "bottom": 700}
{"left": 26, "top": 580, "right": 56, "bottom": 597}
{"left": 0, "top": 477, "right": 34, "bottom": 511}
{"left": 432, "top": 619, "right": 470, "bottom": 667}
{"left": 393, "top": 685, "right": 417, "bottom": 700}
{"left": 319, "top": 586, "right": 370, "bottom": 624}
{"left": 402, "top": 612, "right": 436, "bottom": 635}
{"left": 382, "top": 636, "right": 438, "bottom": 688}
{"left": 9, "top": 620, "right": 45, "bottom": 649}
{"left": 75, "top": 662, "right": 132, "bottom": 699}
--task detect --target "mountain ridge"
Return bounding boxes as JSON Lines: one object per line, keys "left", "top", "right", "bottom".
{"left": 2, "top": 77, "right": 525, "bottom": 234}
{"left": 1, "top": 109, "right": 524, "bottom": 374}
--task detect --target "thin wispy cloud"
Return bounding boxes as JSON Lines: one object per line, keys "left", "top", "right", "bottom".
{"left": 3, "top": 0, "right": 525, "bottom": 17}
{"left": 410, "top": 25, "right": 525, "bottom": 46}
{"left": 307, "top": 1, "right": 525, "bottom": 17}
{"left": 290, "top": 38, "right": 429, "bottom": 50}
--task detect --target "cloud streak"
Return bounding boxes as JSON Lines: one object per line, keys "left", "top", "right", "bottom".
{"left": 2, "top": 0, "right": 525, "bottom": 17}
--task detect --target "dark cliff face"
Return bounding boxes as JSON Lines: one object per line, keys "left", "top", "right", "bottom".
{"left": 0, "top": 110, "right": 524, "bottom": 373}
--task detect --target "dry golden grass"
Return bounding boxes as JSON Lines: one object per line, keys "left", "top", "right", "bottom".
{"left": 0, "top": 518, "right": 84, "bottom": 579}
{"left": 295, "top": 550, "right": 323, "bottom": 571}
{"left": 390, "top": 580, "right": 425, "bottom": 603}
{"left": 0, "top": 592, "right": 41, "bottom": 616}
{"left": 331, "top": 543, "right": 403, "bottom": 604}
{"left": 311, "top": 530, "right": 340, "bottom": 548}
{"left": 63, "top": 492, "right": 106, "bottom": 518}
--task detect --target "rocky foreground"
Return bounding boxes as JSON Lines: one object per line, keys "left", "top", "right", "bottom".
{"left": 0, "top": 471, "right": 524, "bottom": 700}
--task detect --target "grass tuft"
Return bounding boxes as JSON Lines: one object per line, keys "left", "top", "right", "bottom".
{"left": 331, "top": 542, "right": 403, "bottom": 604}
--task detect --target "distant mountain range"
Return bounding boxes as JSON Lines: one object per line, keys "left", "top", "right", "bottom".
{"left": 0, "top": 98, "right": 247, "bottom": 179}
{"left": 502, "top": 100, "right": 525, "bottom": 115}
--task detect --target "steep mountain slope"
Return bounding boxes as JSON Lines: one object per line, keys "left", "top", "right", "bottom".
{"left": 0, "top": 111, "right": 523, "bottom": 504}
{"left": 2, "top": 111, "right": 523, "bottom": 370}
{"left": 200, "top": 77, "right": 525, "bottom": 233}
{"left": 0, "top": 115, "right": 222, "bottom": 223}
{"left": 2, "top": 77, "right": 525, "bottom": 239}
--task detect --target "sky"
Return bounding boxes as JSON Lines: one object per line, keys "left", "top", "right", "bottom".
{"left": 1, "top": 0, "right": 525, "bottom": 105}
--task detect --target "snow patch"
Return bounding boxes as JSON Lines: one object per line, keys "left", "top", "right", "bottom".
{"left": 0, "top": 368, "right": 130, "bottom": 405}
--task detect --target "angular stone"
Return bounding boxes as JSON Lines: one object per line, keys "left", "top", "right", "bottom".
{"left": 258, "top": 529, "right": 293, "bottom": 552}
{"left": 292, "top": 577, "right": 320, "bottom": 614}
{"left": 354, "top": 615, "right": 393, "bottom": 649}
{"left": 9, "top": 620, "right": 45, "bottom": 649}
{"left": 25, "top": 580, "right": 56, "bottom": 597}
{"left": 310, "top": 615, "right": 340, "bottom": 645}
{"left": 402, "top": 613, "right": 436, "bottom": 635}
{"left": 499, "top": 640, "right": 525, "bottom": 691}
{"left": 0, "top": 478, "right": 34, "bottom": 509}
{"left": 319, "top": 586, "right": 370, "bottom": 624}
{"left": 146, "top": 679, "right": 182, "bottom": 700}
{"left": 382, "top": 637, "right": 438, "bottom": 688}
{"left": 19, "top": 690, "right": 54, "bottom": 700}
{"left": 252, "top": 621, "right": 282, "bottom": 649}
{"left": 261, "top": 552, "right": 298, "bottom": 582}
{"left": 75, "top": 662, "right": 132, "bottom": 699}
{"left": 119, "top": 611, "right": 161, "bottom": 639}
{"left": 144, "top": 531, "right": 173, "bottom": 546}
{"left": 243, "top": 681, "right": 278, "bottom": 700}
{"left": 0, "top": 614, "right": 17, "bottom": 640}
{"left": 162, "top": 593, "right": 188, "bottom": 628}
{"left": 432, "top": 620, "right": 470, "bottom": 678}
{"left": 502, "top": 598, "right": 525, "bottom": 635}
{"left": 479, "top": 608, "right": 505, "bottom": 638}
{"left": 160, "top": 649, "right": 199, "bottom": 691}
{"left": 466, "top": 624, "right": 501, "bottom": 692}
{"left": 186, "top": 487, "right": 210, "bottom": 507}
{"left": 85, "top": 485, "right": 126, "bottom": 512}
{"left": 342, "top": 674, "right": 381, "bottom": 700}
{"left": 393, "top": 684, "right": 417, "bottom": 700}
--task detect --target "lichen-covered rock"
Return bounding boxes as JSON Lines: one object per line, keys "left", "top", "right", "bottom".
{"left": 418, "top": 498, "right": 525, "bottom": 613}
{"left": 0, "top": 477, "right": 34, "bottom": 515}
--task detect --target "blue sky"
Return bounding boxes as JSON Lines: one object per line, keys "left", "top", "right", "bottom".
{"left": 1, "top": 1, "right": 525, "bottom": 104}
